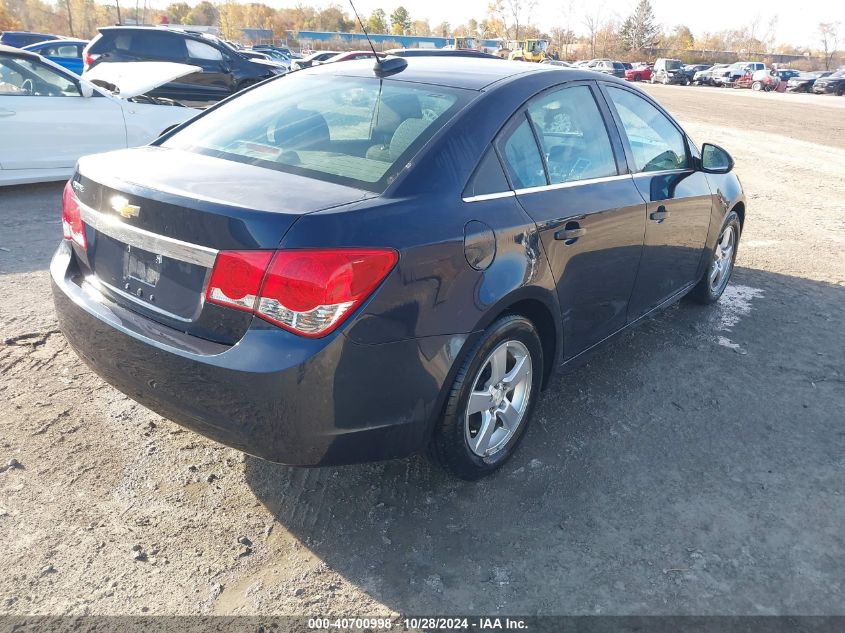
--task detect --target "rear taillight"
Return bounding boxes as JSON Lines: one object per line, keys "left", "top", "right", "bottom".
{"left": 205, "top": 251, "right": 274, "bottom": 312}
{"left": 83, "top": 52, "right": 99, "bottom": 70}
{"left": 61, "top": 181, "right": 87, "bottom": 250}
{"left": 205, "top": 248, "right": 398, "bottom": 337}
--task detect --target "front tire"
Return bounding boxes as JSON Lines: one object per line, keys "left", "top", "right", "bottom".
{"left": 430, "top": 315, "right": 543, "bottom": 480}
{"left": 689, "top": 212, "right": 741, "bottom": 304}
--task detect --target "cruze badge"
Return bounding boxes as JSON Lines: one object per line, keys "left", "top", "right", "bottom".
{"left": 111, "top": 195, "right": 140, "bottom": 219}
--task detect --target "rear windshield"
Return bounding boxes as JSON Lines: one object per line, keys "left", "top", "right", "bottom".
{"left": 161, "top": 73, "right": 470, "bottom": 193}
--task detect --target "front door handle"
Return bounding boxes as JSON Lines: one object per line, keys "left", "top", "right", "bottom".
{"left": 650, "top": 206, "right": 670, "bottom": 222}
{"left": 0, "top": 108, "right": 15, "bottom": 118}
{"left": 555, "top": 227, "right": 587, "bottom": 241}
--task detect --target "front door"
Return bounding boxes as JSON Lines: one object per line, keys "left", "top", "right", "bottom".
{"left": 183, "top": 39, "right": 234, "bottom": 101}
{"left": 496, "top": 82, "right": 646, "bottom": 359}
{"left": 602, "top": 84, "right": 713, "bottom": 320}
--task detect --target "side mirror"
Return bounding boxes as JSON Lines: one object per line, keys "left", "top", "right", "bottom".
{"left": 79, "top": 81, "right": 95, "bottom": 98}
{"left": 701, "top": 143, "right": 734, "bottom": 174}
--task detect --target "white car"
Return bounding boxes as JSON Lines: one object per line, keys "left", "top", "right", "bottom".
{"left": 0, "top": 45, "right": 200, "bottom": 186}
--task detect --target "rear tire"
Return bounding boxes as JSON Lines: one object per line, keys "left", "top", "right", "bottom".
{"left": 430, "top": 315, "right": 543, "bottom": 480}
{"left": 689, "top": 212, "right": 741, "bottom": 304}
{"left": 752, "top": 81, "right": 763, "bottom": 91}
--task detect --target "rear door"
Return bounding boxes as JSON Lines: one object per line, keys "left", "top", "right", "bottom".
{"left": 601, "top": 83, "right": 712, "bottom": 320}
{"left": 497, "top": 81, "right": 646, "bottom": 359}
{"left": 0, "top": 55, "right": 125, "bottom": 170}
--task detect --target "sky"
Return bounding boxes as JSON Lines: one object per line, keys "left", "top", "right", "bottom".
{"left": 249, "top": 0, "right": 845, "bottom": 48}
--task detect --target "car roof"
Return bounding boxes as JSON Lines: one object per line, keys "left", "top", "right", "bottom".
{"left": 1, "top": 31, "right": 56, "bottom": 37}
{"left": 25, "top": 38, "right": 87, "bottom": 46}
{"left": 305, "top": 56, "right": 614, "bottom": 91}
{"left": 98, "top": 25, "right": 216, "bottom": 40}
{"left": 0, "top": 44, "right": 40, "bottom": 58}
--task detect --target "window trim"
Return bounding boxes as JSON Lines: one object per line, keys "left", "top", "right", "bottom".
{"left": 596, "top": 81, "right": 693, "bottom": 176}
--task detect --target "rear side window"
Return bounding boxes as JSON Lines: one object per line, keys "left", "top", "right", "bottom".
{"left": 464, "top": 148, "right": 509, "bottom": 198}
{"left": 605, "top": 86, "right": 689, "bottom": 172}
{"left": 162, "top": 74, "right": 469, "bottom": 193}
{"left": 526, "top": 84, "right": 617, "bottom": 184}
{"left": 497, "top": 116, "right": 546, "bottom": 189}
{"left": 129, "top": 32, "right": 187, "bottom": 60}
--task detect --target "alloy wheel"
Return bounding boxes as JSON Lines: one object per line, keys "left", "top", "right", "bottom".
{"left": 464, "top": 340, "right": 533, "bottom": 457}
{"left": 709, "top": 225, "right": 735, "bottom": 294}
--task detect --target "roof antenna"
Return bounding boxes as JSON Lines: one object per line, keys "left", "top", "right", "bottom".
{"left": 348, "top": 0, "right": 407, "bottom": 77}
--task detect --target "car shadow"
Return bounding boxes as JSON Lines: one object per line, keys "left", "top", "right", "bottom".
{"left": 243, "top": 267, "right": 845, "bottom": 614}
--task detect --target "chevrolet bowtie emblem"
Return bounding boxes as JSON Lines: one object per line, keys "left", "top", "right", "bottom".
{"left": 111, "top": 195, "right": 140, "bottom": 219}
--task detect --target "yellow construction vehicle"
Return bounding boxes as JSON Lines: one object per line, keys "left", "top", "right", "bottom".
{"left": 448, "top": 36, "right": 477, "bottom": 50}
{"left": 508, "top": 39, "right": 549, "bottom": 62}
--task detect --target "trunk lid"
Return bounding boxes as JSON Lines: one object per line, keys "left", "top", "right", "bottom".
{"left": 82, "top": 61, "right": 202, "bottom": 99}
{"left": 73, "top": 146, "right": 374, "bottom": 343}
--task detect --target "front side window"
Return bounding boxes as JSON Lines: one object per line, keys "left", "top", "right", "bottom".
{"left": 43, "top": 44, "right": 79, "bottom": 58}
{"left": 526, "top": 84, "right": 617, "bottom": 184}
{"left": 0, "top": 57, "right": 79, "bottom": 96}
{"left": 605, "top": 86, "right": 689, "bottom": 172}
{"left": 162, "top": 74, "right": 468, "bottom": 192}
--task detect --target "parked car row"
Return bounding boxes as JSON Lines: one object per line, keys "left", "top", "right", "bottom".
{"left": 629, "top": 56, "right": 845, "bottom": 96}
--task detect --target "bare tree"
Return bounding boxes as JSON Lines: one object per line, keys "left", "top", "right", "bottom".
{"left": 583, "top": 6, "right": 602, "bottom": 58}
{"left": 492, "top": 0, "right": 536, "bottom": 41}
{"left": 819, "top": 22, "right": 840, "bottom": 70}
{"left": 763, "top": 15, "right": 779, "bottom": 54}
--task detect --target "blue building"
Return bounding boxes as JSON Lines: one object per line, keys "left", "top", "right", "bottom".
{"left": 288, "top": 30, "right": 501, "bottom": 52}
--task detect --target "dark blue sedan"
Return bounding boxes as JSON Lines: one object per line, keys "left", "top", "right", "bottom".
{"left": 52, "top": 57, "right": 746, "bottom": 479}
{"left": 23, "top": 39, "right": 87, "bottom": 75}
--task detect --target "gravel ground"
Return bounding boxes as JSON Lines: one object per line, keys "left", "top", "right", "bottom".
{"left": 0, "top": 84, "right": 843, "bottom": 617}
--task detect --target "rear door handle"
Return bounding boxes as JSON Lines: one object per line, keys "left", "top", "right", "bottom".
{"left": 650, "top": 206, "right": 670, "bottom": 222}
{"left": 0, "top": 108, "right": 15, "bottom": 117}
{"left": 555, "top": 227, "right": 587, "bottom": 241}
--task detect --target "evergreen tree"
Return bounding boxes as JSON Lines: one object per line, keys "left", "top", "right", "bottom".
{"left": 620, "top": 0, "right": 659, "bottom": 51}
{"left": 390, "top": 6, "right": 411, "bottom": 36}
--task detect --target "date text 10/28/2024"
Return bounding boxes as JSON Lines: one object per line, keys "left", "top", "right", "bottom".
{"left": 308, "top": 618, "right": 529, "bottom": 630}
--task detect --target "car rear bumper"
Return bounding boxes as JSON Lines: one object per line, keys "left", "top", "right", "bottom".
{"left": 813, "top": 85, "right": 837, "bottom": 94}
{"left": 51, "top": 242, "right": 466, "bottom": 466}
